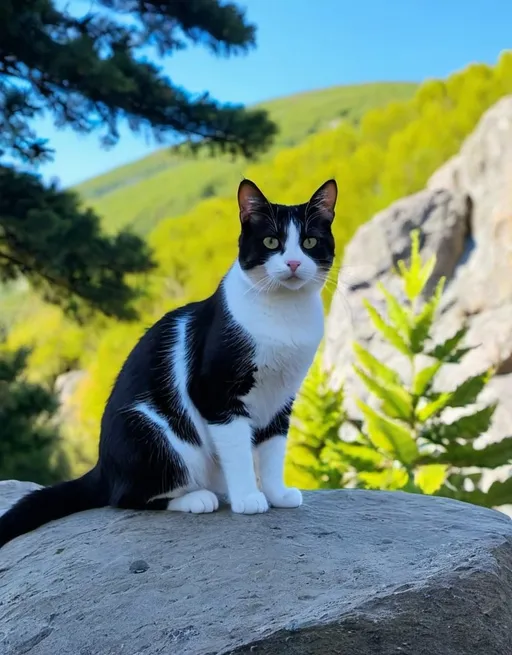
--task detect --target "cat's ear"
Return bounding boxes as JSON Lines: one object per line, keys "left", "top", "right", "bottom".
{"left": 307, "top": 179, "right": 337, "bottom": 223}
{"left": 237, "top": 179, "right": 269, "bottom": 223}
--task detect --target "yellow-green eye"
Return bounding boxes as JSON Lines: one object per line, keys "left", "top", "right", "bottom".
{"left": 303, "top": 237, "right": 317, "bottom": 249}
{"left": 263, "top": 236, "right": 279, "bottom": 250}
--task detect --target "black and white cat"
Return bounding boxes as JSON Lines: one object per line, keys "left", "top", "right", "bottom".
{"left": 0, "top": 178, "right": 337, "bottom": 547}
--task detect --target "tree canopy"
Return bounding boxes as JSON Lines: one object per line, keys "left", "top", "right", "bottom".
{"left": 0, "top": 0, "right": 275, "bottom": 166}
{"left": 0, "top": 0, "right": 276, "bottom": 319}
{"left": 0, "top": 0, "right": 276, "bottom": 481}
{"left": 0, "top": 335, "right": 70, "bottom": 484}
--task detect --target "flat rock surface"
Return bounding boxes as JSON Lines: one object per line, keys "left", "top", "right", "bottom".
{"left": 1, "top": 482, "right": 512, "bottom": 654}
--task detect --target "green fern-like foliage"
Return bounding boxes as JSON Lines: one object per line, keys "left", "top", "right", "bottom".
{"left": 287, "top": 229, "right": 512, "bottom": 509}
{"left": 286, "top": 356, "right": 349, "bottom": 490}
{"left": 351, "top": 229, "right": 511, "bottom": 506}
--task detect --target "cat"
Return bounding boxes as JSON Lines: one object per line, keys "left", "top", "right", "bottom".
{"left": 0, "top": 177, "right": 337, "bottom": 548}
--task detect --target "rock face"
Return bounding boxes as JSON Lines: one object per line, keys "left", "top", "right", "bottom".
{"left": 1, "top": 482, "right": 512, "bottom": 655}
{"left": 54, "top": 369, "right": 86, "bottom": 423}
{"left": 325, "top": 96, "right": 512, "bottom": 507}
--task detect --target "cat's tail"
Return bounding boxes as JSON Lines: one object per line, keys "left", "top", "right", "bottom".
{"left": 0, "top": 467, "right": 107, "bottom": 549}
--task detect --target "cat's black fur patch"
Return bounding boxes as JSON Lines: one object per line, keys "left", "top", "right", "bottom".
{"left": 252, "top": 401, "right": 293, "bottom": 446}
{"left": 99, "top": 289, "right": 256, "bottom": 508}
{"left": 238, "top": 202, "right": 335, "bottom": 273}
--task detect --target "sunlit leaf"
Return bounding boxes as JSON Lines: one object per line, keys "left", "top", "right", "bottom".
{"left": 354, "top": 365, "right": 413, "bottom": 421}
{"left": 353, "top": 342, "right": 402, "bottom": 385}
{"left": 395, "top": 229, "right": 437, "bottom": 301}
{"left": 357, "top": 399, "right": 419, "bottom": 464}
{"left": 412, "top": 361, "right": 442, "bottom": 396}
{"left": 417, "top": 392, "right": 452, "bottom": 422}
{"left": 376, "top": 282, "right": 411, "bottom": 339}
{"left": 409, "top": 277, "right": 445, "bottom": 353}
{"left": 358, "top": 468, "right": 409, "bottom": 490}
{"left": 415, "top": 464, "right": 448, "bottom": 494}
{"left": 420, "top": 254, "right": 437, "bottom": 288}
{"left": 363, "top": 300, "right": 410, "bottom": 356}
{"left": 334, "top": 441, "right": 385, "bottom": 470}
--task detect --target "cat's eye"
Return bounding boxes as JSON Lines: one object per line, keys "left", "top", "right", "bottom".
{"left": 303, "top": 237, "right": 318, "bottom": 249}
{"left": 263, "top": 236, "right": 280, "bottom": 250}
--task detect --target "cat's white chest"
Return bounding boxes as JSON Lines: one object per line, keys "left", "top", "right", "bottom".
{"left": 224, "top": 269, "right": 325, "bottom": 429}
{"left": 245, "top": 337, "right": 318, "bottom": 428}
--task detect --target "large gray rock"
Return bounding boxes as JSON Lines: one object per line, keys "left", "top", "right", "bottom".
{"left": 1, "top": 481, "right": 512, "bottom": 655}
{"left": 325, "top": 96, "right": 512, "bottom": 507}
{"left": 0, "top": 480, "right": 41, "bottom": 517}
{"left": 324, "top": 187, "right": 470, "bottom": 393}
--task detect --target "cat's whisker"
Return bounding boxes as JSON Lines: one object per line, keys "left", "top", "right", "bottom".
{"left": 317, "top": 279, "right": 355, "bottom": 327}
{"left": 243, "top": 274, "right": 274, "bottom": 297}
{"left": 245, "top": 275, "right": 276, "bottom": 297}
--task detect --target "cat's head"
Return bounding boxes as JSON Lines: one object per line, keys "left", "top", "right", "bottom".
{"left": 237, "top": 179, "right": 337, "bottom": 292}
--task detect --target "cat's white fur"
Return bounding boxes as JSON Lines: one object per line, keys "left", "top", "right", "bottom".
{"left": 140, "top": 223, "right": 325, "bottom": 514}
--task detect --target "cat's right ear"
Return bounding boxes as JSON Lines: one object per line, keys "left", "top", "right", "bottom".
{"left": 237, "top": 179, "right": 268, "bottom": 223}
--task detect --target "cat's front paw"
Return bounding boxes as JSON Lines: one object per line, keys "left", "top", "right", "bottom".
{"left": 266, "top": 487, "right": 303, "bottom": 509}
{"left": 231, "top": 491, "right": 269, "bottom": 515}
{"left": 167, "top": 489, "right": 219, "bottom": 513}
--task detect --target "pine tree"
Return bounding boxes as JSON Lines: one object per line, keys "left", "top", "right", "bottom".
{"left": 0, "top": 0, "right": 276, "bottom": 319}
{"left": 0, "top": 0, "right": 276, "bottom": 480}
{"left": 0, "top": 337, "right": 69, "bottom": 484}
{"left": 0, "top": 166, "right": 157, "bottom": 319}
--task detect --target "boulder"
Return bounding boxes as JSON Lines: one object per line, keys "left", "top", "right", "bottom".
{"left": 1, "top": 481, "right": 512, "bottom": 655}
{"left": 0, "top": 480, "right": 42, "bottom": 517}
{"left": 54, "top": 369, "right": 86, "bottom": 424}
{"left": 324, "top": 96, "right": 512, "bottom": 507}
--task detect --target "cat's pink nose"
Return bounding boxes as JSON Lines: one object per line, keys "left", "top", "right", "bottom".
{"left": 286, "top": 260, "right": 301, "bottom": 273}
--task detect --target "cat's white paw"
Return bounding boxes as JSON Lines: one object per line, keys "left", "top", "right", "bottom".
{"left": 231, "top": 491, "right": 269, "bottom": 515}
{"left": 167, "top": 489, "right": 219, "bottom": 514}
{"left": 266, "top": 487, "right": 303, "bottom": 508}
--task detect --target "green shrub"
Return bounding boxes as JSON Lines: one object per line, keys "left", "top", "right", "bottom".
{"left": 287, "top": 230, "right": 512, "bottom": 508}
{"left": 0, "top": 336, "right": 70, "bottom": 484}
{"left": 286, "top": 355, "right": 352, "bottom": 490}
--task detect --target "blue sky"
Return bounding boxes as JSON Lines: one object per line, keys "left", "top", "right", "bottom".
{"left": 35, "top": 0, "right": 512, "bottom": 187}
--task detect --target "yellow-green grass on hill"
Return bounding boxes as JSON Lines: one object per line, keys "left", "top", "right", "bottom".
{"left": 6, "top": 53, "right": 512, "bottom": 478}
{"left": 77, "top": 83, "right": 417, "bottom": 236}
{"left": 64, "top": 54, "right": 512, "bottom": 474}
{"left": 0, "top": 83, "right": 414, "bottom": 332}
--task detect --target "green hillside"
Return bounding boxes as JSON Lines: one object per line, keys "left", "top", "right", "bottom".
{"left": 0, "top": 82, "right": 416, "bottom": 332}
{"left": 4, "top": 53, "right": 512, "bottom": 479}
{"left": 77, "top": 83, "right": 417, "bottom": 236}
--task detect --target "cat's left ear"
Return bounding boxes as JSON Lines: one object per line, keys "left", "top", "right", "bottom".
{"left": 237, "top": 179, "right": 269, "bottom": 223}
{"left": 307, "top": 179, "right": 337, "bottom": 223}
